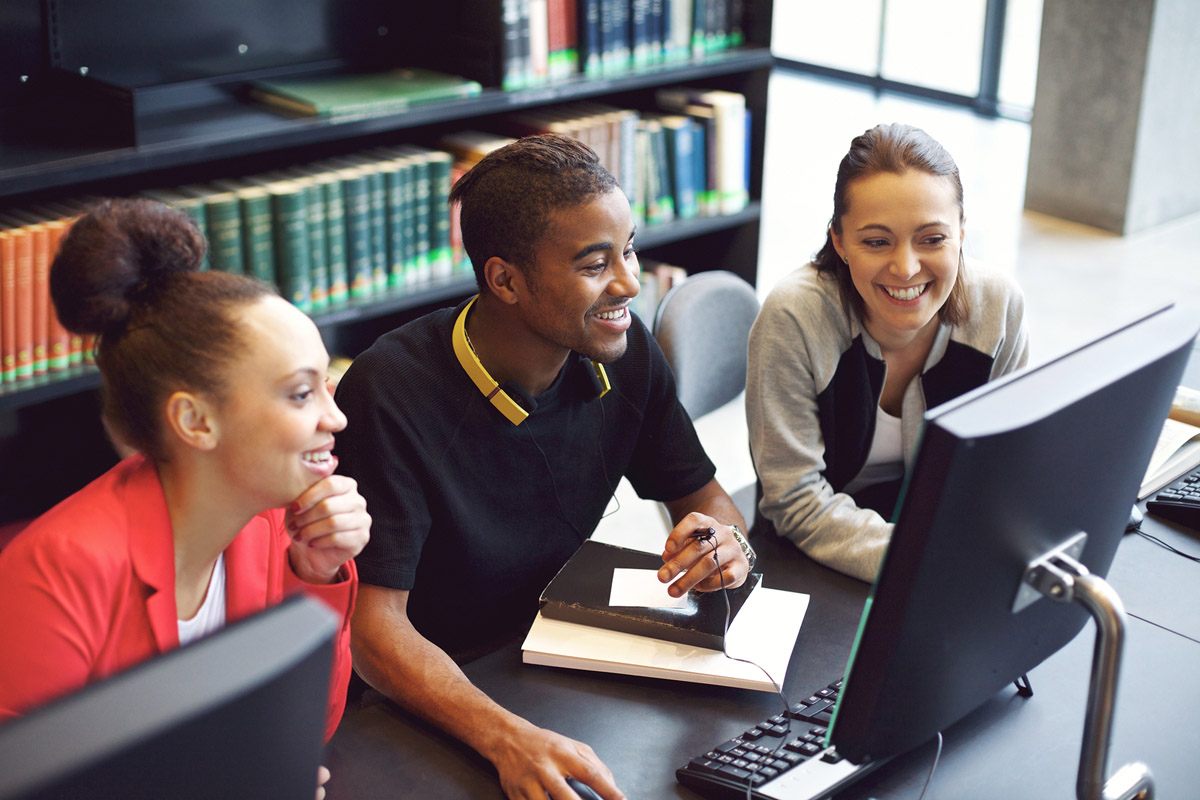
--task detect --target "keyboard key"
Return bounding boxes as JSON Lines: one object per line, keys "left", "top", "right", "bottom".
{"left": 821, "top": 748, "right": 844, "bottom": 764}
{"left": 742, "top": 728, "right": 764, "bottom": 741}
{"left": 687, "top": 758, "right": 721, "bottom": 775}
{"left": 714, "top": 739, "right": 743, "bottom": 754}
{"left": 717, "top": 764, "right": 752, "bottom": 781}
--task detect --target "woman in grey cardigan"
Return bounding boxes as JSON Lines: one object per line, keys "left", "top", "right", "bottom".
{"left": 747, "top": 123, "right": 1028, "bottom": 581}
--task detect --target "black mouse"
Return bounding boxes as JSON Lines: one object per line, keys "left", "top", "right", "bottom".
{"left": 563, "top": 776, "right": 603, "bottom": 800}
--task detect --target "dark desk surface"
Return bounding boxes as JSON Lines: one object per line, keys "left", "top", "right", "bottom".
{"left": 325, "top": 516, "right": 1200, "bottom": 800}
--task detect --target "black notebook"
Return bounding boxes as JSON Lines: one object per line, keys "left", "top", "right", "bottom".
{"left": 538, "top": 540, "right": 762, "bottom": 650}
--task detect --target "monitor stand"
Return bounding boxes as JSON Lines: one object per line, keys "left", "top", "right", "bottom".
{"left": 1015, "top": 532, "right": 1155, "bottom": 800}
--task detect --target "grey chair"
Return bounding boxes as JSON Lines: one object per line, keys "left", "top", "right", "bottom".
{"left": 652, "top": 270, "right": 760, "bottom": 419}
{"left": 653, "top": 271, "right": 761, "bottom": 524}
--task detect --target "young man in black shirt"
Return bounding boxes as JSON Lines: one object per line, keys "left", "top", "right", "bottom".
{"left": 335, "top": 134, "right": 751, "bottom": 800}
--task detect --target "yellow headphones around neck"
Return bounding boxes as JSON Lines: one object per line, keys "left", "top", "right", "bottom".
{"left": 452, "top": 296, "right": 610, "bottom": 426}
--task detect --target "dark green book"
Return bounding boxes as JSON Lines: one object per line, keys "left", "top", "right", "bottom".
{"left": 539, "top": 539, "right": 762, "bottom": 650}
{"left": 266, "top": 180, "right": 312, "bottom": 312}
{"left": 249, "top": 68, "right": 482, "bottom": 120}
{"left": 425, "top": 151, "right": 454, "bottom": 282}
{"left": 212, "top": 179, "right": 275, "bottom": 284}
{"left": 334, "top": 156, "right": 391, "bottom": 294}
{"left": 364, "top": 149, "right": 410, "bottom": 290}
{"left": 331, "top": 164, "right": 374, "bottom": 301}
{"left": 393, "top": 147, "right": 432, "bottom": 285}
{"left": 312, "top": 169, "right": 350, "bottom": 305}
{"left": 280, "top": 171, "right": 331, "bottom": 312}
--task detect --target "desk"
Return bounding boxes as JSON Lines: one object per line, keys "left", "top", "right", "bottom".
{"left": 324, "top": 518, "right": 1200, "bottom": 800}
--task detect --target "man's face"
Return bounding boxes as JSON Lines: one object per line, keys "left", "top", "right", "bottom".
{"left": 514, "top": 188, "right": 640, "bottom": 364}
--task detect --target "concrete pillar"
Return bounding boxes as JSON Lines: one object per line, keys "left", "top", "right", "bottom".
{"left": 1024, "top": 0, "right": 1200, "bottom": 234}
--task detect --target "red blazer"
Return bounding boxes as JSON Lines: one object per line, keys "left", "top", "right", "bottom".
{"left": 0, "top": 455, "right": 356, "bottom": 742}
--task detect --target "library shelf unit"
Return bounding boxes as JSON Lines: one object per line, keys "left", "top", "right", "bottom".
{"left": 0, "top": 0, "right": 774, "bottom": 522}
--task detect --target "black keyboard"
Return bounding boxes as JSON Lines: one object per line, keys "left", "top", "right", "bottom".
{"left": 1147, "top": 464, "right": 1200, "bottom": 532}
{"left": 677, "top": 678, "right": 880, "bottom": 800}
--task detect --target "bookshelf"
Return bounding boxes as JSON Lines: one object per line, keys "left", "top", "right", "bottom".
{"left": 0, "top": 0, "right": 773, "bottom": 523}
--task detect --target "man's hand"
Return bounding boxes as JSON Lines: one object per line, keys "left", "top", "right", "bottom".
{"left": 286, "top": 474, "right": 370, "bottom": 585}
{"left": 485, "top": 717, "right": 625, "bottom": 800}
{"left": 658, "top": 512, "right": 751, "bottom": 597}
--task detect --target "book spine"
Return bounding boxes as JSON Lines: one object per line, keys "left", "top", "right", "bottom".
{"left": 632, "top": 124, "right": 648, "bottom": 225}
{"left": 672, "top": 120, "right": 699, "bottom": 219}
{"left": 179, "top": 201, "right": 210, "bottom": 271}
{"left": 667, "top": 0, "right": 690, "bottom": 60}
{"left": 611, "top": 0, "right": 631, "bottom": 72}
{"left": 652, "top": 121, "right": 675, "bottom": 223}
{"left": 205, "top": 196, "right": 245, "bottom": 275}
{"left": 382, "top": 160, "right": 407, "bottom": 290}
{"left": 631, "top": 0, "right": 650, "bottom": 68}
{"left": 11, "top": 228, "right": 33, "bottom": 381}
{"left": 28, "top": 225, "right": 49, "bottom": 376}
{"left": 619, "top": 110, "right": 639, "bottom": 205}
{"left": 581, "top": 0, "right": 603, "bottom": 76}
{"left": 303, "top": 182, "right": 330, "bottom": 312}
{"left": 691, "top": 0, "right": 706, "bottom": 57}
{"left": 649, "top": 0, "right": 665, "bottom": 64}
{"left": 410, "top": 157, "right": 432, "bottom": 285}
{"left": 547, "top": 0, "right": 565, "bottom": 81}
{"left": 241, "top": 193, "right": 276, "bottom": 284}
{"left": 428, "top": 153, "right": 454, "bottom": 282}
{"left": 502, "top": 0, "right": 525, "bottom": 90}
{"left": 563, "top": 0, "right": 579, "bottom": 74}
{"left": 341, "top": 172, "right": 374, "bottom": 300}
{"left": 0, "top": 233, "right": 15, "bottom": 383}
{"left": 729, "top": 0, "right": 744, "bottom": 46}
{"left": 396, "top": 159, "right": 419, "bottom": 286}
{"left": 270, "top": 185, "right": 312, "bottom": 312}
{"left": 321, "top": 177, "right": 350, "bottom": 305}
{"left": 364, "top": 169, "right": 388, "bottom": 294}
{"left": 529, "top": 0, "right": 550, "bottom": 84}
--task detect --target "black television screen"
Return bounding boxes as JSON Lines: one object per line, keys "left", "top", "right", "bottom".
{"left": 0, "top": 594, "right": 337, "bottom": 800}
{"left": 830, "top": 304, "right": 1197, "bottom": 765}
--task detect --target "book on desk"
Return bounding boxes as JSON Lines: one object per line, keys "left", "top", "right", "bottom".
{"left": 1139, "top": 386, "right": 1200, "bottom": 499}
{"left": 522, "top": 540, "right": 809, "bottom": 692}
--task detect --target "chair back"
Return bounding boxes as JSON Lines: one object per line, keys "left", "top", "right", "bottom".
{"left": 652, "top": 270, "right": 760, "bottom": 419}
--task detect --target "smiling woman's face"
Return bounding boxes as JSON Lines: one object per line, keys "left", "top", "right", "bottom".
{"left": 832, "top": 169, "right": 964, "bottom": 350}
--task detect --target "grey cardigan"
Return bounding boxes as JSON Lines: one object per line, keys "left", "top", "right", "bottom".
{"left": 746, "top": 261, "right": 1029, "bottom": 581}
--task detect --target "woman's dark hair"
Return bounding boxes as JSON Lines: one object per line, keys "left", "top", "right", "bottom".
{"left": 815, "top": 123, "right": 969, "bottom": 327}
{"left": 50, "top": 198, "right": 274, "bottom": 462}
{"left": 449, "top": 133, "right": 619, "bottom": 291}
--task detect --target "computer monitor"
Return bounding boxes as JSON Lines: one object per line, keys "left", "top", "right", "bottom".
{"left": 830, "top": 304, "right": 1197, "bottom": 766}
{"left": 0, "top": 594, "right": 337, "bottom": 800}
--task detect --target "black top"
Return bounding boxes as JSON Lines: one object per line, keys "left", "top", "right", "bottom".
{"left": 335, "top": 299, "right": 715, "bottom": 658}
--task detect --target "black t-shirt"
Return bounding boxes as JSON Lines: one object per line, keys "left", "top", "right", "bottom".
{"left": 335, "top": 299, "right": 715, "bottom": 659}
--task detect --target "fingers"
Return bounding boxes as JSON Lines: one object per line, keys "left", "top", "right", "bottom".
{"left": 495, "top": 728, "right": 624, "bottom": 800}
{"left": 315, "top": 764, "right": 331, "bottom": 800}
{"left": 286, "top": 475, "right": 370, "bottom": 551}
{"left": 658, "top": 518, "right": 749, "bottom": 596}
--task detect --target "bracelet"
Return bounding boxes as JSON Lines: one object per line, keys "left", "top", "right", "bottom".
{"left": 727, "top": 523, "right": 756, "bottom": 571}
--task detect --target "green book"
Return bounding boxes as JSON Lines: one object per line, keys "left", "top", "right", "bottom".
{"left": 364, "top": 149, "right": 411, "bottom": 291}
{"left": 266, "top": 180, "right": 312, "bottom": 312}
{"left": 212, "top": 179, "right": 275, "bottom": 284}
{"left": 333, "top": 156, "right": 392, "bottom": 294}
{"left": 388, "top": 146, "right": 432, "bottom": 285}
{"left": 249, "top": 68, "right": 482, "bottom": 120}
{"left": 180, "top": 186, "right": 243, "bottom": 274}
{"left": 323, "top": 164, "right": 373, "bottom": 301}
{"left": 425, "top": 151, "right": 454, "bottom": 282}
{"left": 308, "top": 169, "right": 350, "bottom": 305}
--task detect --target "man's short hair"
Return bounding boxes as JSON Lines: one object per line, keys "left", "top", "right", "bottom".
{"left": 449, "top": 133, "right": 620, "bottom": 290}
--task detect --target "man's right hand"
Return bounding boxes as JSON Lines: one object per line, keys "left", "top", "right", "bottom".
{"left": 484, "top": 717, "right": 624, "bottom": 800}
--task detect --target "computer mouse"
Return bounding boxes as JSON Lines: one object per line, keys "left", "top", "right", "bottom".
{"left": 563, "top": 776, "right": 603, "bottom": 800}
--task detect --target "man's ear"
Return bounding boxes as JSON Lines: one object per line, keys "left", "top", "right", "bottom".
{"left": 484, "top": 256, "right": 526, "bottom": 305}
{"left": 164, "top": 391, "right": 218, "bottom": 452}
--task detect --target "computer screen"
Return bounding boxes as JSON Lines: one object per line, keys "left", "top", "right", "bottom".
{"left": 0, "top": 594, "right": 337, "bottom": 800}
{"left": 830, "top": 304, "right": 1198, "bottom": 765}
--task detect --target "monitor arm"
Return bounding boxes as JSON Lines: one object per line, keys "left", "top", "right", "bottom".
{"left": 1018, "top": 532, "right": 1155, "bottom": 800}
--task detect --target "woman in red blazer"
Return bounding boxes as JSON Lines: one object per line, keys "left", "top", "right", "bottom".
{"left": 0, "top": 200, "right": 370, "bottom": 768}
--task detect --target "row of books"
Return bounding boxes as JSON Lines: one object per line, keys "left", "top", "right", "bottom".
{"left": 502, "top": 89, "right": 749, "bottom": 226}
{"left": 478, "top": 0, "right": 747, "bottom": 90}
{"left": 0, "top": 208, "right": 89, "bottom": 385}
{"left": 141, "top": 146, "right": 467, "bottom": 314}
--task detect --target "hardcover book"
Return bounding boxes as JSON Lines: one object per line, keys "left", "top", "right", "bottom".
{"left": 539, "top": 539, "right": 761, "bottom": 651}
{"left": 249, "top": 68, "right": 482, "bottom": 120}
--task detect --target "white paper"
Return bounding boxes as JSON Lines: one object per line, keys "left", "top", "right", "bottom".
{"left": 608, "top": 568, "right": 690, "bottom": 609}
{"left": 522, "top": 586, "right": 811, "bottom": 692}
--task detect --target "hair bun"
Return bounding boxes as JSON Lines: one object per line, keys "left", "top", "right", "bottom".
{"left": 50, "top": 198, "right": 208, "bottom": 335}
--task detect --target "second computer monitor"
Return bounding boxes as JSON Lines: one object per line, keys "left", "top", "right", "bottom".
{"left": 829, "top": 304, "right": 1197, "bottom": 765}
